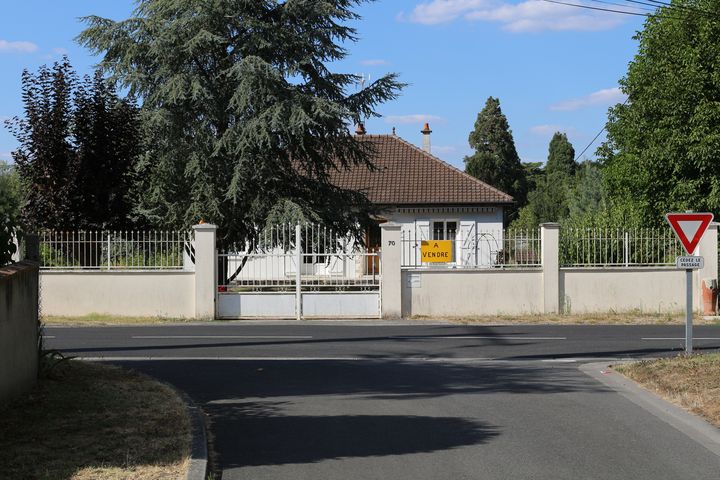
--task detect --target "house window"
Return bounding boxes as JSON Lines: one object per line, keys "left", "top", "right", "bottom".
{"left": 432, "top": 221, "right": 457, "bottom": 241}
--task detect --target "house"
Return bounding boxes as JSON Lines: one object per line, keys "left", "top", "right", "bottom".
{"left": 331, "top": 124, "right": 514, "bottom": 267}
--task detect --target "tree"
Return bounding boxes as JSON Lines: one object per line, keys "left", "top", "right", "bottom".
{"left": 600, "top": 1, "right": 720, "bottom": 223}
{"left": 0, "top": 162, "right": 21, "bottom": 264}
{"left": 6, "top": 60, "right": 77, "bottom": 230}
{"left": 546, "top": 132, "right": 576, "bottom": 177}
{"left": 5, "top": 59, "right": 140, "bottom": 231}
{"left": 510, "top": 133, "right": 577, "bottom": 228}
{"left": 567, "top": 161, "right": 606, "bottom": 220}
{"left": 72, "top": 71, "right": 141, "bottom": 229}
{"left": 464, "top": 97, "right": 528, "bottom": 213}
{"left": 78, "top": 0, "right": 403, "bottom": 248}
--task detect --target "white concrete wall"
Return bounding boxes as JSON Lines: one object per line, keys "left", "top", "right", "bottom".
{"left": 560, "top": 268, "right": 685, "bottom": 314}
{"left": 40, "top": 271, "right": 195, "bottom": 318}
{"left": 400, "top": 267, "right": 691, "bottom": 317}
{"left": 402, "top": 269, "right": 544, "bottom": 316}
{"left": 1, "top": 262, "right": 39, "bottom": 403}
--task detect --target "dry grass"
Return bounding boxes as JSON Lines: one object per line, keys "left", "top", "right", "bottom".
{"left": 0, "top": 361, "right": 191, "bottom": 480}
{"left": 43, "top": 313, "right": 198, "bottom": 326}
{"left": 616, "top": 353, "right": 720, "bottom": 428}
{"left": 419, "top": 312, "right": 720, "bottom": 326}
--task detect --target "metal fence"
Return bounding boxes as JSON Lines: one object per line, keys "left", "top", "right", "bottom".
{"left": 38, "top": 230, "right": 194, "bottom": 270}
{"left": 401, "top": 228, "right": 542, "bottom": 268}
{"left": 218, "top": 224, "right": 380, "bottom": 292}
{"left": 560, "top": 228, "right": 683, "bottom": 267}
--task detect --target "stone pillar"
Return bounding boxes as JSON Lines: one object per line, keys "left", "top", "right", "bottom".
{"left": 193, "top": 223, "right": 217, "bottom": 320}
{"left": 694, "top": 222, "right": 718, "bottom": 311}
{"left": 541, "top": 223, "right": 560, "bottom": 314}
{"left": 380, "top": 222, "right": 402, "bottom": 319}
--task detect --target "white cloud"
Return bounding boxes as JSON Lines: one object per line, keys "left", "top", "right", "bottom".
{"left": 402, "top": 0, "right": 626, "bottom": 32}
{"left": 384, "top": 114, "right": 445, "bottom": 125}
{"left": 550, "top": 87, "right": 626, "bottom": 111}
{"left": 360, "top": 59, "right": 390, "bottom": 66}
{"left": 431, "top": 145, "right": 459, "bottom": 155}
{"left": 529, "top": 124, "right": 575, "bottom": 136}
{"left": 0, "top": 40, "right": 38, "bottom": 54}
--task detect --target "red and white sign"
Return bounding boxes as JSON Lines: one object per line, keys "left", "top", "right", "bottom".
{"left": 665, "top": 212, "right": 714, "bottom": 255}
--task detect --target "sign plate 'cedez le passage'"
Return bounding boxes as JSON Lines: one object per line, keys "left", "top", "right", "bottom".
{"left": 676, "top": 256, "right": 704, "bottom": 270}
{"left": 421, "top": 240, "right": 453, "bottom": 263}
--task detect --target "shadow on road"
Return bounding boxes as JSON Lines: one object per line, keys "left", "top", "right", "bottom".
{"left": 211, "top": 404, "right": 499, "bottom": 467}
{"left": 112, "top": 358, "right": 609, "bottom": 474}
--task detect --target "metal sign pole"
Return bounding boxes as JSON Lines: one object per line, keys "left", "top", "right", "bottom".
{"left": 686, "top": 268, "right": 693, "bottom": 354}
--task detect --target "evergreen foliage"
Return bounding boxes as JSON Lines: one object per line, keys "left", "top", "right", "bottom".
{"left": 464, "top": 97, "right": 528, "bottom": 210}
{"left": 546, "top": 132, "right": 576, "bottom": 177}
{"left": 0, "top": 162, "right": 21, "bottom": 265}
{"left": 78, "top": 0, "right": 403, "bottom": 248}
{"left": 600, "top": 1, "right": 720, "bottom": 223}
{"left": 5, "top": 59, "right": 140, "bottom": 231}
{"left": 511, "top": 132, "right": 577, "bottom": 228}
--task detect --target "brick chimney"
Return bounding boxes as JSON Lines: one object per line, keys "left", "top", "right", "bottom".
{"left": 355, "top": 122, "right": 367, "bottom": 135}
{"left": 421, "top": 123, "right": 432, "bottom": 153}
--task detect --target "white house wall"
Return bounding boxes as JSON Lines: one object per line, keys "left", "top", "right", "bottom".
{"left": 388, "top": 207, "right": 505, "bottom": 267}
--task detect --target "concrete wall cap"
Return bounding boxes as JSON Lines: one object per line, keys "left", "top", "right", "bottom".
{"left": 380, "top": 222, "right": 402, "bottom": 230}
{"left": 540, "top": 223, "right": 561, "bottom": 229}
{"left": 192, "top": 223, "right": 218, "bottom": 231}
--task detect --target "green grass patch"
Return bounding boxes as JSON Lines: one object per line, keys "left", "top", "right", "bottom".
{"left": 0, "top": 361, "right": 191, "bottom": 480}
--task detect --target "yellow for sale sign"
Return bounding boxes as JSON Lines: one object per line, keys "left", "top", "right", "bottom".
{"left": 421, "top": 240, "right": 453, "bottom": 263}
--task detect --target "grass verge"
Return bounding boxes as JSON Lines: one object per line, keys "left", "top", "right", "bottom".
{"left": 0, "top": 361, "right": 191, "bottom": 480}
{"left": 44, "top": 312, "right": 720, "bottom": 326}
{"left": 616, "top": 353, "right": 720, "bottom": 428}
{"left": 421, "top": 312, "right": 720, "bottom": 326}
{"left": 43, "top": 313, "right": 197, "bottom": 326}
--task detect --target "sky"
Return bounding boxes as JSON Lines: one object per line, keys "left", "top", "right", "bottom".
{"left": 0, "top": 0, "right": 647, "bottom": 169}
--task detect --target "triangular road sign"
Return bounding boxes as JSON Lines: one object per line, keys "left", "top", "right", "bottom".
{"left": 666, "top": 212, "right": 714, "bottom": 255}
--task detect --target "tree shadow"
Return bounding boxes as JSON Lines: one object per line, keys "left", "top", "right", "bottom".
{"left": 210, "top": 401, "right": 499, "bottom": 468}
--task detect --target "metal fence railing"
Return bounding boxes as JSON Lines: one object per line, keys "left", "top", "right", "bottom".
{"left": 560, "top": 228, "right": 683, "bottom": 267}
{"left": 218, "top": 224, "right": 380, "bottom": 292}
{"left": 401, "top": 228, "right": 542, "bottom": 269}
{"left": 38, "top": 230, "right": 194, "bottom": 270}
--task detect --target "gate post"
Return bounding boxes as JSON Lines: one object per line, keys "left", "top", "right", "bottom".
{"left": 380, "top": 222, "right": 402, "bottom": 319}
{"left": 193, "top": 223, "right": 217, "bottom": 320}
{"left": 541, "top": 223, "right": 560, "bottom": 314}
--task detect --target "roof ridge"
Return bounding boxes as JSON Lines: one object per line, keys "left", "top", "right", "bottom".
{"left": 387, "top": 135, "right": 514, "bottom": 202}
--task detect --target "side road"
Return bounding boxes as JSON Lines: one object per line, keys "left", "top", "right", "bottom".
{"left": 44, "top": 322, "right": 720, "bottom": 480}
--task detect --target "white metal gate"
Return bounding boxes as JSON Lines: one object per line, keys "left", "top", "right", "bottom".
{"left": 216, "top": 224, "right": 380, "bottom": 319}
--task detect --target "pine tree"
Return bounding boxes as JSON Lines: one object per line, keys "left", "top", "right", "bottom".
{"left": 464, "top": 97, "right": 528, "bottom": 209}
{"left": 546, "top": 132, "right": 576, "bottom": 178}
{"left": 78, "top": 0, "right": 403, "bottom": 247}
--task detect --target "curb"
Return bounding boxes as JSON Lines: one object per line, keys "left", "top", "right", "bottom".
{"left": 580, "top": 361, "right": 720, "bottom": 458}
{"left": 173, "top": 389, "right": 209, "bottom": 480}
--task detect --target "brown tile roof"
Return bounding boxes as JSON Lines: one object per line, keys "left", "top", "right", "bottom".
{"left": 330, "top": 134, "right": 514, "bottom": 206}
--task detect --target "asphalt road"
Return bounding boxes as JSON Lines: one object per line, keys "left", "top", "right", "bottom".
{"left": 45, "top": 323, "right": 720, "bottom": 479}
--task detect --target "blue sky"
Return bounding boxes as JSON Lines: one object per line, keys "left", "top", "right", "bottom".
{"left": 0, "top": 0, "right": 647, "bottom": 169}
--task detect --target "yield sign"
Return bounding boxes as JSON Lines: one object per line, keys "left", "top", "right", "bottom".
{"left": 665, "top": 212, "right": 714, "bottom": 255}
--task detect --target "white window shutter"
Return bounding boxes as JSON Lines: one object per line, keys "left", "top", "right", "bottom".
{"left": 459, "top": 221, "right": 477, "bottom": 267}
{"left": 415, "top": 220, "right": 430, "bottom": 266}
